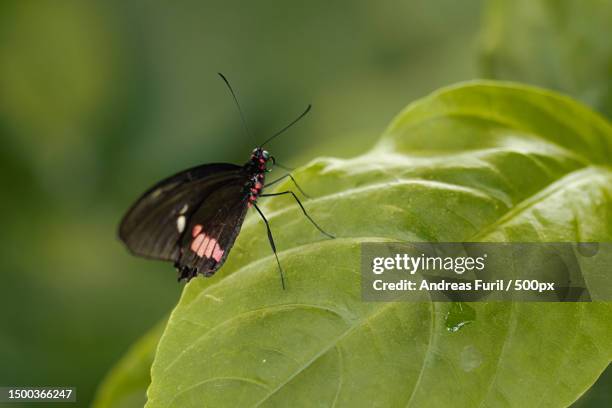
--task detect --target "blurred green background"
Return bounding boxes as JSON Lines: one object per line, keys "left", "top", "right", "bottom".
{"left": 0, "top": 1, "right": 609, "bottom": 407}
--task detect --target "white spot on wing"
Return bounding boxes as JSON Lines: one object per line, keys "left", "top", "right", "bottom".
{"left": 179, "top": 204, "right": 189, "bottom": 214}
{"left": 176, "top": 215, "right": 186, "bottom": 233}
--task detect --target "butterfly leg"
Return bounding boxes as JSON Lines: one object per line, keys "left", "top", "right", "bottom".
{"left": 270, "top": 160, "right": 294, "bottom": 172}
{"left": 252, "top": 202, "right": 286, "bottom": 290}
{"left": 259, "top": 191, "right": 335, "bottom": 239}
{"left": 265, "top": 174, "right": 310, "bottom": 198}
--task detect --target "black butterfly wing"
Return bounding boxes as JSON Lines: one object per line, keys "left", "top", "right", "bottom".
{"left": 175, "top": 181, "right": 251, "bottom": 280}
{"left": 119, "top": 163, "right": 244, "bottom": 262}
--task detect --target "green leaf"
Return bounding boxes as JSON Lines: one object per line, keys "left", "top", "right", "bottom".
{"left": 127, "top": 81, "right": 611, "bottom": 407}
{"left": 92, "top": 321, "right": 165, "bottom": 408}
{"left": 480, "top": 0, "right": 612, "bottom": 119}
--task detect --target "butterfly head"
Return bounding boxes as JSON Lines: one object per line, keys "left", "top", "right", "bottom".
{"left": 251, "top": 147, "right": 273, "bottom": 166}
{"left": 251, "top": 147, "right": 270, "bottom": 159}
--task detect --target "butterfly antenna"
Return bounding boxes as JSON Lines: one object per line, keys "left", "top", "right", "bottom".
{"left": 260, "top": 104, "right": 311, "bottom": 147}
{"left": 218, "top": 73, "right": 252, "bottom": 141}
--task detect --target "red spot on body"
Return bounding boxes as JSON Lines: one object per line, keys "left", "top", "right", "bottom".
{"left": 192, "top": 224, "right": 203, "bottom": 238}
{"left": 250, "top": 188, "right": 258, "bottom": 193}
{"left": 255, "top": 182, "right": 263, "bottom": 190}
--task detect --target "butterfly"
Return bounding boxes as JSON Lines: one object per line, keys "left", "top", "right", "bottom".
{"left": 118, "top": 73, "right": 334, "bottom": 289}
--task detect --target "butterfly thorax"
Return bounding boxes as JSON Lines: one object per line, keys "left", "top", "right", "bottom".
{"left": 244, "top": 147, "right": 270, "bottom": 206}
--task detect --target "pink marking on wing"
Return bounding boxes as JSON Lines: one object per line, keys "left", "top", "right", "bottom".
{"left": 198, "top": 235, "right": 211, "bottom": 257}
{"left": 212, "top": 244, "right": 224, "bottom": 262}
{"left": 191, "top": 234, "right": 205, "bottom": 253}
{"left": 192, "top": 224, "right": 203, "bottom": 238}
{"left": 204, "top": 237, "right": 217, "bottom": 258}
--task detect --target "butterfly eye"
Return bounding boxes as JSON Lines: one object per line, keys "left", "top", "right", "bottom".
{"left": 262, "top": 150, "right": 270, "bottom": 160}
